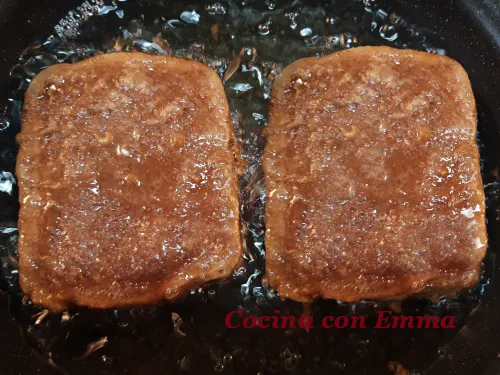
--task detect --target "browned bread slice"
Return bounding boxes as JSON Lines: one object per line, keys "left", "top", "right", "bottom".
{"left": 264, "top": 46, "right": 486, "bottom": 302}
{"left": 17, "top": 52, "right": 242, "bottom": 311}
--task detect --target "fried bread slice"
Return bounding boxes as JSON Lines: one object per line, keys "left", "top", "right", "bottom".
{"left": 18, "top": 52, "right": 242, "bottom": 311}
{"left": 264, "top": 46, "right": 486, "bottom": 302}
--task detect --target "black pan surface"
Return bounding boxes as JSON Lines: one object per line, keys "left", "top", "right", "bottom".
{"left": 1, "top": 1, "right": 500, "bottom": 374}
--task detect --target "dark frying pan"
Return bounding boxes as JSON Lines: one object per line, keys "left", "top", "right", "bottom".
{"left": 1, "top": 1, "right": 500, "bottom": 374}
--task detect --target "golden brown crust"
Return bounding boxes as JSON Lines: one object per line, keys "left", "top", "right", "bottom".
{"left": 17, "top": 52, "right": 242, "bottom": 311}
{"left": 264, "top": 46, "right": 486, "bottom": 302}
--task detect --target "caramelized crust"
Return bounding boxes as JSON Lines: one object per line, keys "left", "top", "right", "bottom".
{"left": 264, "top": 46, "right": 486, "bottom": 302}
{"left": 17, "top": 52, "right": 242, "bottom": 311}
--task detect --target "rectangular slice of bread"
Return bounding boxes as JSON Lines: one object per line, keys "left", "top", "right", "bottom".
{"left": 17, "top": 52, "right": 242, "bottom": 311}
{"left": 264, "top": 46, "right": 486, "bottom": 302}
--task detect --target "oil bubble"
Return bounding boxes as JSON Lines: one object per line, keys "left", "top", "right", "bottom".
{"left": 180, "top": 10, "right": 200, "bottom": 24}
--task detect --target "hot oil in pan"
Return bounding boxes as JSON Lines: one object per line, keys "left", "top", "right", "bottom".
{"left": 0, "top": 0, "right": 498, "bottom": 374}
